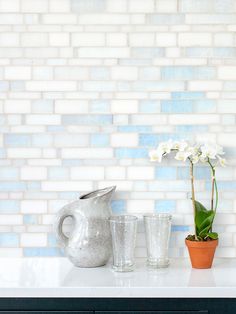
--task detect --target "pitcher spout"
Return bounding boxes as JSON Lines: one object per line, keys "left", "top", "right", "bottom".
{"left": 101, "top": 186, "right": 116, "bottom": 201}
{"left": 80, "top": 186, "right": 116, "bottom": 202}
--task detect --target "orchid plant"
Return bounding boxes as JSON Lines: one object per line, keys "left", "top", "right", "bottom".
{"left": 149, "top": 140, "right": 226, "bottom": 241}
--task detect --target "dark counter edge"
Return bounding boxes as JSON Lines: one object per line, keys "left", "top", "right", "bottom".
{"left": 0, "top": 298, "right": 235, "bottom": 313}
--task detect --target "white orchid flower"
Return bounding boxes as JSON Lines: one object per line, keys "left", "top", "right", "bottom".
{"left": 188, "top": 145, "right": 200, "bottom": 155}
{"left": 157, "top": 140, "right": 173, "bottom": 154}
{"left": 186, "top": 146, "right": 200, "bottom": 164}
{"left": 199, "top": 155, "right": 208, "bottom": 163}
{"left": 173, "top": 140, "right": 189, "bottom": 152}
{"left": 216, "top": 145, "right": 225, "bottom": 156}
{"left": 149, "top": 150, "right": 163, "bottom": 163}
{"left": 200, "top": 144, "right": 217, "bottom": 159}
{"left": 191, "top": 154, "right": 200, "bottom": 164}
{"left": 175, "top": 150, "right": 192, "bottom": 162}
{"left": 217, "top": 155, "right": 227, "bottom": 167}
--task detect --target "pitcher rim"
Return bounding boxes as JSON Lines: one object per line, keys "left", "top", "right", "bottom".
{"left": 79, "top": 186, "right": 116, "bottom": 200}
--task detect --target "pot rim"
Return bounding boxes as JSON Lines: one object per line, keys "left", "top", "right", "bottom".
{"left": 185, "top": 238, "right": 218, "bottom": 248}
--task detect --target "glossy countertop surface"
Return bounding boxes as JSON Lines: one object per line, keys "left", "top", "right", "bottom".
{"left": 0, "top": 258, "right": 236, "bottom": 298}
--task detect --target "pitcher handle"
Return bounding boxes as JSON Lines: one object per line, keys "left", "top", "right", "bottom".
{"left": 54, "top": 207, "right": 74, "bottom": 247}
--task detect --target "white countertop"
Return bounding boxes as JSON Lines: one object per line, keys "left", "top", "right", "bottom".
{"left": 0, "top": 257, "right": 236, "bottom": 298}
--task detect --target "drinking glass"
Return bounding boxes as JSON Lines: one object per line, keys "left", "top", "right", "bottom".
{"left": 109, "top": 215, "right": 138, "bottom": 272}
{"left": 144, "top": 213, "right": 172, "bottom": 268}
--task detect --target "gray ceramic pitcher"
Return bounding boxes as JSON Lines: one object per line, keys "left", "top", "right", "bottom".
{"left": 54, "top": 186, "right": 116, "bottom": 267}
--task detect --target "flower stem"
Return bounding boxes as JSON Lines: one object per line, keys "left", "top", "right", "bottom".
{"left": 208, "top": 159, "right": 218, "bottom": 212}
{"left": 190, "top": 160, "right": 197, "bottom": 239}
{"left": 211, "top": 168, "right": 215, "bottom": 211}
{"left": 208, "top": 159, "right": 218, "bottom": 233}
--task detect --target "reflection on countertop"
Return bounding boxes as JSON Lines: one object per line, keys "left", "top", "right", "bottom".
{"left": 0, "top": 257, "right": 235, "bottom": 297}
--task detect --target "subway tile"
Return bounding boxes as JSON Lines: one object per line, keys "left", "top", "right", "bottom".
{"left": 54, "top": 134, "right": 89, "bottom": 147}
{"left": 176, "top": 125, "right": 208, "bottom": 133}
{"left": 62, "top": 115, "right": 112, "bottom": 125}
{"left": 42, "top": 181, "right": 93, "bottom": 191}
{"left": 155, "top": 167, "right": 177, "bottom": 180}
{"left": 71, "top": 167, "right": 104, "bottom": 180}
{"left": 55, "top": 100, "right": 89, "bottom": 114}
{"left": 156, "top": 0, "right": 177, "bottom": 12}
{"left": 0, "top": 168, "right": 19, "bottom": 180}
{"left": 21, "top": 201, "right": 47, "bottom": 214}
{"left": 79, "top": 14, "right": 129, "bottom": 25}
{"left": 105, "top": 166, "right": 126, "bottom": 180}
{"left": 32, "top": 134, "right": 53, "bottom": 147}
{"left": 22, "top": 0, "right": 48, "bottom": 12}
{"left": 194, "top": 100, "right": 216, "bottom": 113}
{"left": 111, "top": 100, "right": 138, "bottom": 113}
{"left": 186, "top": 47, "right": 236, "bottom": 58}
{"left": 131, "top": 47, "right": 164, "bottom": 58}
{"left": 73, "top": 33, "right": 105, "bottom": 47}
{"left": 179, "top": 0, "right": 212, "bottom": 12}
{"left": 23, "top": 215, "right": 38, "bottom": 225}
{"left": 139, "top": 133, "right": 180, "bottom": 147}
{"left": 5, "top": 66, "right": 30, "bottom": 79}
{"left": 42, "top": 14, "right": 77, "bottom": 24}
{"left": 0, "top": 200, "right": 20, "bottom": 213}
{"left": 21, "top": 233, "right": 47, "bottom": 247}
{"left": 7, "top": 148, "right": 41, "bottom": 158}
{"left": 0, "top": 182, "right": 26, "bottom": 192}
{"left": 0, "top": 233, "right": 19, "bottom": 247}
{"left": 83, "top": 81, "right": 116, "bottom": 91}
{"left": 27, "top": 182, "right": 41, "bottom": 191}
{"left": 91, "top": 134, "right": 109, "bottom": 147}
{"left": 177, "top": 167, "right": 211, "bottom": 180}
{"left": 139, "top": 67, "right": 160, "bottom": 80}
{"left": 172, "top": 225, "right": 189, "bottom": 232}
{"left": 172, "top": 91, "right": 205, "bottom": 99}
{"left": 161, "top": 66, "right": 215, "bottom": 80}
{"left": 71, "top": 0, "right": 106, "bottom": 12}
{"left": 129, "top": 0, "right": 154, "bottom": 12}
{"left": 23, "top": 247, "right": 63, "bottom": 257}
{"left": 0, "top": 0, "right": 20, "bottom": 12}
{"left": 21, "top": 33, "right": 48, "bottom": 47}
{"left": 155, "top": 200, "right": 176, "bottom": 213}
{"left": 161, "top": 100, "right": 193, "bottom": 113}
{"left": 90, "top": 100, "right": 110, "bottom": 113}
{"left": 54, "top": 67, "right": 88, "bottom": 80}
{"left": 139, "top": 100, "right": 160, "bottom": 113}
{"left": 0, "top": 14, "right": 23, "bottom": 24}
{"left": 111, "top": 133, "right": 138, "bottom": 147}
{"left": 169, "top": 114, "right": 220, "bottom": 125}
{"left": 48, "top": 167, "right": 69, "bottom": 180}
{"left": 0, "top": 81, "right": 9, "bottom": 92}
{"left": 186, "top": 14, "right": 236, "bottom": 24}
{"left": 90, "top": 67, "right": 109, "bottom": 80}
{"left": 178, "top": 33, "right": 212, "bottom": 47}
{"left": 48, "top": 233, "right": 57, "bottom": 247}
{"left": 127, "top": 167, "right": 154, "bottom": 180}
{"left": 111, "top": 200, "right": 126, "bottom": 214}
{"left": 62, "top": 148, "right": 113, "bottom": 159}
{"left": 118, "top": 126, "right": 152, "bottom": 133}
{"left": 147, "top": 14, "right": 185, "bottom": 25}
{"left": 115, "top": 148, "right": 148, "bottom": 158}
{"left": 26, "top": 81, "right": 76, "bottom": 91}
{"left": 21, "top": 167, "right": 47, "bottom": 180}
{"left": 207, "top": 181, "right": 236, "bottom": 191}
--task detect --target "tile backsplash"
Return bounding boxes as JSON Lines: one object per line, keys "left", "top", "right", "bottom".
{"left": 0, "top": 0, "right": 236, "bottom": 257}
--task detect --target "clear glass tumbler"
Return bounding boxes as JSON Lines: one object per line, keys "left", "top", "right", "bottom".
{"left": 144, "top": 213, "right": 172, "bottom": 268}
{"left": 109, "top": 215, "right": 138, "bottom": 272}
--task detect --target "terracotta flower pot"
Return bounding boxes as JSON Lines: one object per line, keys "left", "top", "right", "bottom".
{"left": 185, "top": 239, "right": 218, "bottom": 269}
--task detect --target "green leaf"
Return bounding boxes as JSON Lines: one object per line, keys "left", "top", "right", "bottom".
{"left": 207, "top": 232, "right": 218, "bottom": 240}
{"left": 194, "top": 200, "right": 215, "bottom": 238}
